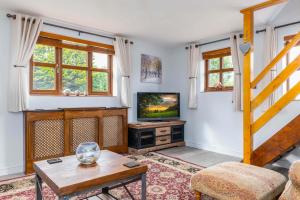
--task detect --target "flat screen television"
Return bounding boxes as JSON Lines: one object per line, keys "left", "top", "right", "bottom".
{"left": 137, "top": 92, "right": 180, "bottom": 121}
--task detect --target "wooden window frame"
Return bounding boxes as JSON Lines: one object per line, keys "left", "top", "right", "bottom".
{"left": 202, "top": 47, "right": 233, "bottom": 92}
{"left": 30, "top": 32, "right": 114, "bottom": 96}
{"left": 284, "top": 34, "right": 300, "bottom": 91}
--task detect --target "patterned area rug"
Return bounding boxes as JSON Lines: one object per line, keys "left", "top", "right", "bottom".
{"left": 0, "top": 152, "right": 212, "bottom": 200}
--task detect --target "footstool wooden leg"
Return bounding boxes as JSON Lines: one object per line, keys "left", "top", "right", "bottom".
{"left": 195, "top": 191, "right": 201, "bottom": 200}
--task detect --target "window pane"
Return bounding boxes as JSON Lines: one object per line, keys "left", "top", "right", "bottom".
{"left": 33, "top": 44, "right": 55, "bottom": 64}
{"left": 223, "top": 56, "right": 233, "bottom": 69}
{"left": 93, "top": 53, "right": 108, "bottom": 69}
{"left": 92, "top": 72, "right": 109, "bottom": 92}
{"left": 62, "top": 69, "right": 87, "bottom": 92}
{"left": 33, "top": 66, "right": 56, "bottom": 90}
{"left": 62, "top": 48, "right": 87, "bottom": 67}
{"left": 208, "top": 58, "right": 220, "bottom": 70}
{"left": 223, "top": 71, "right": 234, "bottom": 87}
{"left": 208, "top": 73, "right": 220, "bottom": 87}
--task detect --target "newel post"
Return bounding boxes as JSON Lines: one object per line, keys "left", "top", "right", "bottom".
{"left": 241, "top": 10, "right": 254, "bottom": 164}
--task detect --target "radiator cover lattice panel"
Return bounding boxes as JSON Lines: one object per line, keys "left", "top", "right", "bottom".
{"left": 103, "top": 116, "right": 123, "bottom": 147}
{"left": 71, "top": 118, "right": 98, "bottom": 152}
{"left": 33, "top": 119, "right": 64, "bottom": 160}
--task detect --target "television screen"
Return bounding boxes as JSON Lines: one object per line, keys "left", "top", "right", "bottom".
{"left": 137, "top": 92, "right": 180, "bottom": 121}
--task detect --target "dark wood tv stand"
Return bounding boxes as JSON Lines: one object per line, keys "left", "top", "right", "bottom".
{"left": 128, "top": 120, "right": 185, "bottom": 154}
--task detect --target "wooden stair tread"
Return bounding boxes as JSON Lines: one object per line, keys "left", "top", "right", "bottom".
{"left": 252, "top": 115, "right": 300, "bottom": 166}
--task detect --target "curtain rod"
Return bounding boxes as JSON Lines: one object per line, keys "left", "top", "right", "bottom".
{"left": 6, "top": 13, "right": 134, "bottom": 44}
{"left": 186, "top": 20, "right": 300, "bottom": 49}
{"left": 256, "top": 20, "right": 300, "bottom": 34}
{"left": 185, "top": 34, "right": 243, "bottom": 50}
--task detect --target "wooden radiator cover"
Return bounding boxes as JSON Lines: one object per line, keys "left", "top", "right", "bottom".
{"left": 24, "top": 107, "right": 128, "bottom": 174}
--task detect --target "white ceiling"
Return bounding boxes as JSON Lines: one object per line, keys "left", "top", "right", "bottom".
{"left": 0, "top": 0, "right": 287, "bottom": 45}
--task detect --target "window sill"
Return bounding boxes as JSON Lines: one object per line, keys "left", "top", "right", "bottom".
{"left": 29, "top": 94, "right": 115, "bottom": 97}
{"left": 204, "top": 89, "right": 233, "bottom": 93}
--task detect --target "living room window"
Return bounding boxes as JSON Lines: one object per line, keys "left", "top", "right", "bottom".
{"left": 30, "top": 32, "right": 114, "bottom": 96}
{"left": 202, "top": 47, "right": 233, "bottom": 92}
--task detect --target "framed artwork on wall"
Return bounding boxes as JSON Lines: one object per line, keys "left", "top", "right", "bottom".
{"left": 141, "top": 54, "right": 162, "bottom": 83}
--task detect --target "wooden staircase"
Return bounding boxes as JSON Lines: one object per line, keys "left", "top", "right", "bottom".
{"left": 252, "top": 115, "right": 300, "bottom": 166}
{"left": 241, "top": 0, "right": 300, "bottom": 166}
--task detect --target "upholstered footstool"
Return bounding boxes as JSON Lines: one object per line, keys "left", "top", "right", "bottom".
{"left": 279, "top": 161, "right": 300, "bottom": 200}
{"left": 191, "top": 162, "right": 287, "bottom": 200}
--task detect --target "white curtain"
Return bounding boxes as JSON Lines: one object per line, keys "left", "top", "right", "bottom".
{"left": 264, "top": 26, "right": 278, "bottom": 107}
{"left": 8, "top": 14, "right": 43, "bottom": 112}
{"left": 230, "top": 34, "right": 244, "bottom": 111}
{"left": 187, "top": 44, "right": 200, "bottom": 109}
{"left": 114, "top": 37, "right": 132, "bottom": 107}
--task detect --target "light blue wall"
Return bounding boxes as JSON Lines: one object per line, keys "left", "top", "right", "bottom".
{"left": 0, "top": 9, "right": 171, "bottom": 175}
{"left": 162, "top": 0, "right": 300, "bottom": 157}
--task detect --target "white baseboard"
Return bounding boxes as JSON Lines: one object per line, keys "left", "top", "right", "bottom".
{"left": 185, "top": 140, "right": 242, "bottom": 158}
{"left": 0, "top": 165, "right": 24, "bottom": 177}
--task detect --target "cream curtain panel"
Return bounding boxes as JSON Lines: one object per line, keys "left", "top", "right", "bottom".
{"left": 230, "top": 34, "right": 243, "bottom": 111}
{"left": 187, "top": 44, "right": 200, "bottom": 109}
{"left": 8, "top": 14, "right": 43, "bottom": 112}
{"left": 264, "top": 26, "right": 278, "bottom": 108}
{"left": 114, "top": 37, "right": 132, "bottom": 107}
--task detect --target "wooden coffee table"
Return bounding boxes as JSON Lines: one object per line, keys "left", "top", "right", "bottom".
{"left": 33, "top": 150, "right": 148, "bottom": 200}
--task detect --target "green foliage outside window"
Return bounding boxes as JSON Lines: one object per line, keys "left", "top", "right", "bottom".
{"left": 33, "top": 44, "right": 55, "bottom": 64}
{"left": 33, "top": 66, "right": 55, "bottom": 90}
{"left": 223, "top": 56, "right": 233, "bottom": 69}
{"left": 62, "top": 48, "right": 87, "bottom": 67}
{"left": 92, "top": 72, "right": 108, "bottom": 92}
{"left": 208, "top": 58, "right": 220, "bottom": 70}
{"left": 223, "top": 71, "right": 234, "bottom": 87}
{"left": 32, "top": 44, "right": 110, "bottom": 94}
{"left": 62, "top": 69, "right": 87, "bottom": 92}
{"left": 208, "top": 73, "right": 220, "bottom": 87}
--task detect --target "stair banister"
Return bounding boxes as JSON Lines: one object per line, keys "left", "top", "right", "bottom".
{"left": 252, "top": 79, "right": 300, "bottom": 134}
{"left": 251, "top": 32, "right": 300, "bottom": 89}
{"left": 240, "top": 0, "right": 288, "bottom": 164}
{"left": 251, "top": 55, "right": 300, "bottom": 111}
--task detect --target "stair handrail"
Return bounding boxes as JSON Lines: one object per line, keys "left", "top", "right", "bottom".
{"left": 251, "top": 32, "right": 300, "bottom": 89}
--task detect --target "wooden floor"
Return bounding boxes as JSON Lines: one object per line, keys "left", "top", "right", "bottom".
{"left": 158, "top": 146, "right": 292, "bottom": 177}
{"left": 158, "top": 146, "right": 241, "bottom": 167}
{"left": 1, "top": 146, "right": 291, "bottom": 180}
{"left": 264, "top": 144, "right": 300, "bottom": 178}
{"left": 0, "top": 146, "right": 242, "bottom": 181}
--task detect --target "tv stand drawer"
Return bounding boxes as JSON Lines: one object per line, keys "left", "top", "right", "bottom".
{"left": 156, "top": 127, "right": 171, "bottom": 136}
{"left": 156, "top": 135, "right": 171, "bottom": 145}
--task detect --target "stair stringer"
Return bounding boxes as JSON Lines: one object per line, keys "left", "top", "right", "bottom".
{"left": 252, "top": 113, "right": 300, "bottom": 167}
